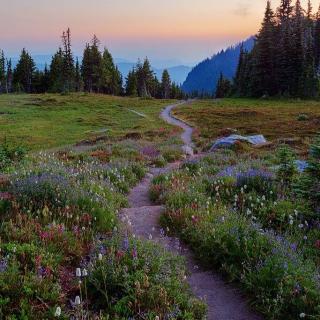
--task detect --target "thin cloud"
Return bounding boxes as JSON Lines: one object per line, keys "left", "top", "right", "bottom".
{"left": 233, "top": 1, "right": 251, "bottom": 17}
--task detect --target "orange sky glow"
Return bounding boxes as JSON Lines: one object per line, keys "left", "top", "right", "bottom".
{"left": 1, "top": 0, "right": 319, "bottom": 64}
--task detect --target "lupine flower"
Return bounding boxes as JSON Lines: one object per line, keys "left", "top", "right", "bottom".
{"left": 82, "top": 268, "right": 88, "bottom": 277}
{"left": 98, "top": 253, "right": 103, "bottom": 261}
{"left": 74, "top": 296, "right": 81, "bottom": 305}
{"left": 0, "top": 258, "right": 8, "bottom": 273}
{"left": 76, "top": 268, "right": 81, "bottom": 277}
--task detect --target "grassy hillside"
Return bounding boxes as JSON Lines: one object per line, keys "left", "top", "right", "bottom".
{"left": 173, "top": 98, "right": 320, "bottom": 154}
{"left": 0, "top": 94, "right": 176, "bottom": 150}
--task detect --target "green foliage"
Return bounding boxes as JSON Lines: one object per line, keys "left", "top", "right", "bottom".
{"left": 0, "top": 140, "right": 26, "bottom": 171}
{"left": 234, "top": 0, "right": 320, "bottom": 98}
{"left": 12, "top": 48, "right": 36, "bottom": 93}
{"left": 295, "top": 135, "right": 320, "bottom": 211}
{"left": 276, "top": 145, "right": 297, "bottom": 194}
{"left": 86, "top": 235, "right": 206, "bottom": 319}
{"left": 151, "top": 149, "right": 320, "bottom": 318}
{"left": 215, "top": 72, "right": 231, "bottom": 98}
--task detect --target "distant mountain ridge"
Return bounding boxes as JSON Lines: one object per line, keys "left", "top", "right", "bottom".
{"left": 10, "top": 55, "right": 191, "bottom": 85}
{"left": 116, "top": 62, "right": 191, "bottom": 85}
{"left": 182, "top": 37, "right": 255, "bottom": 94}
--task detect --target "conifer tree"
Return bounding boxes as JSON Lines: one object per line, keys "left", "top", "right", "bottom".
{"left": 314, "top": 5, "right": 320, "bottom": 73}
{"left": 81, "top": 35, "right": 103, "bottom": 93}
{"left": 233, "top": 46, "right": 252, "bottom": 96}
{"left": 251, "top": 1, "right": 277, "bottom": 96}
{"left": 101, "top": 48, "right": 122, "bottom": 95}
{"left": 13, "top": 48, "right": 35, "bottom": 93}
{"left": 49, "top": 48, "right": 64, "bottom": 92}
{"left": 75, "top": 58, "right": 83, "bottom": 92}
{"left": 136, "top": 58, "right": 154, "bottom": 97}
{"left": 6, "top": 59, "right": 13, "bottom": 93}
{"left": 61, "top": 28, "right": 75, "bottom": 92}
{"left": 215, "top": 72, "right": 231, "bottom": 98}
{"left": 161, "top": 69, "right": 171, "bottom": 99}
{"left": 0, "top": 51, "right": 6, "bottom": 93}
{"left": 125, "top": 68, "right": 138, "bottom": 96}
{"left": 234, "top": 0, "right": 320, "bottom": 98}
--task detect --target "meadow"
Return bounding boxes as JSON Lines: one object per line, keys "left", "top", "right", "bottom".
{"left": 173, "top": 98, "right": 320, "bottom": 154}
{"left": 0, "top": 94, "right": 208, "bottom": 319}
{"left": 1, "top": 94, "right": 320, "bottom": 319}
{"left": 151, "top": 98, "right": 320, "bottom": 319}
{"left": 0, "top": 94, "right": 177, "bottom": 150}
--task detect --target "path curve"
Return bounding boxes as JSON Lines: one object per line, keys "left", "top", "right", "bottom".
{"left": 160, "top": 101, "right": 195, "bottom": 148}
{"left": 122, "top": 101, "right": 262, "bottom": 320}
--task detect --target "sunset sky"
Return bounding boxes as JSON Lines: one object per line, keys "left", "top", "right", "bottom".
{"left": 1, "top": 0, "right": 319, "bottom": 65}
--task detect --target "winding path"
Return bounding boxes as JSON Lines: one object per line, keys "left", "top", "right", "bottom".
{"left": 121, "top": 102, "right": 262, "bottom": 320}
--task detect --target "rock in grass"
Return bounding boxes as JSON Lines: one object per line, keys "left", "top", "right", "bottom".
{"left": 182, "top": 145, "right": 194, "bottom": 156}
{"left": 210, "top": 134, "right": 267, "bottom": 151}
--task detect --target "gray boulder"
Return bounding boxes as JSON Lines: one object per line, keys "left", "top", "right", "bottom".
{"left": 210, "top": 134, "right": 267, "bottom": 151}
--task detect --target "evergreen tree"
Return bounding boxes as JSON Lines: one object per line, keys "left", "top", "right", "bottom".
{"left": 101, "top": 48, "right": 122, "bottom": 95}
{"left": 277, "top": 0, "right": 294, "bottom": 22}
{"left": 81, "top": 35, "right": 103, "bottom": 93}
{"left": 302, "top": 1, "right": 318, "bottom": 97}
{"left": 234, "top": 0, "right": 320, "bottom": 98}
{"left": 49, "top": 48, "right": 64, "bottom": 92}
{"left": 75, "top": 58, "right": 83, "bottom": 92}
{"left": 6, "top": 59, "right": 13, "bottom": 93}
{"left": 314, "top": 5, "right": 320, "bottom": 73}
{"left": 251, "top": 1, "right": 278, "bottom": 96}
{"left": 125, "top": 68, "right": 138, "bottom": 96}
{"left": 0, "top": 51, "right": 6, "bottom": 93}
{"left": 215, "top": 72, "right": 231, "bottom": 98}
{"left": 233, "top": 46, "right": 252, "bottom": 96}
{"left": 13, "top": 48, "right": 35, "bottom": 93}
{"left": 61, "top": 28, "right": 75, "bottom": 92}
{"left": 161, "top": 69, "right": 171, "bottom": 99}
{"left": 136, "top": 58, "right": 154, "bottom": 97}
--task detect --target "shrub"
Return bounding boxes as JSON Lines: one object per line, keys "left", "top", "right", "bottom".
{"left": 0, "top": 141, "right": 26, "bottom": 171}
{"left": 276, "top": 145, "right": 297, "bottom": 195}
{"left": 295, "top": 135, "right": 320, "bottom": 212}
{"left": 297, "top": 114, "right": 309, "bottom": 121}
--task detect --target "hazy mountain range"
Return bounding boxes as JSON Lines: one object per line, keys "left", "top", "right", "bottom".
{"left": 10, "top": 56, "right": 192, "bottom": 85}
{"left": 10, "top": 37, "right": 255, "bottom": 91}
{"left": 182, "top": 37, "right": 255, "bottom": 94}
{"left": 115, "top": 62, "right": 192, "bottom": 85}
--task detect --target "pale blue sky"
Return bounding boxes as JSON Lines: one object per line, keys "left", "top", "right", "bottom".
{"left": 1, "top": 0, "right": 318, "bottom": 64}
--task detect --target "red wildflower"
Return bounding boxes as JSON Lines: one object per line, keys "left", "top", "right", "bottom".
{"left": 0, "top": 192, "right": 13, "bottom": 201}
{"left": 315, "top": 240, "right": 320, "bottom": 250}
{"left": 44, "top": 266, "right": 52, "bottom": 277}
{"left": 116, "top": 250, "right": 125, "bottom": 260}
{"left": 35, "top": 255, "right": 42, "bottom": 269}
{"left": 191, "top": 202, "right": 198, "bottom": 210}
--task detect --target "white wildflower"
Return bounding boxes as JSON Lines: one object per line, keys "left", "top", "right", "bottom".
{"left": 76, "top": 268, "right": 81, "bottom": 277}
{"left": 54, "top": 306, "right": 61, "bottom": 317}
{"left": 74, "top": 296, "right": 81, "bottom": 305}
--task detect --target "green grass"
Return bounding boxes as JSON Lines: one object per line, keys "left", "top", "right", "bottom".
{"left": 0, "top": 93, "right": 176, "bottom": 150}
{"left": 173, "top": 98, "right": 320, "bottom": 154}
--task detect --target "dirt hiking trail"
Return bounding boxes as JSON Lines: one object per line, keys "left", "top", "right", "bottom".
{"left": 121, "top": 102, "right": 262, "bottom": 320}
